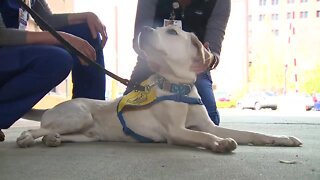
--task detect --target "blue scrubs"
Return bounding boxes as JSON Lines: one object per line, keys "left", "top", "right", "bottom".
{"left": 0, "top": 2, "right": 106, "bottom": 129}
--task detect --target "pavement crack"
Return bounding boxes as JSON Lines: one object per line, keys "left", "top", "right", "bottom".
{"left": 224, "top": 122, "right": 320, "bottom": 126}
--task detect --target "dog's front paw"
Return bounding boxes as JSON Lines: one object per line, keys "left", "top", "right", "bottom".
{"left": 211, "top": 138, "right": 237, "bottom": 153}
{"left": 42, "top": 133, "right": 61, "bottom": 147}
{"left": 16, "top": 131, "right": 35, "bottom": 148}
{"left": 272, "top": 136, "right": 302, "bottom": 147}
{"left": 288, "top": 136, "right": 302, "bottom": 146}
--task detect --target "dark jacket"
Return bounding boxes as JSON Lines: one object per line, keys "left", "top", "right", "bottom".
{"left": 134, "top": 0, "right": 231, "bottom": 55}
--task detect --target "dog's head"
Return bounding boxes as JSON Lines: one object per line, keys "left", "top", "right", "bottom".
{"left": 138, "top": 25, "right": 213, "bottom": 83}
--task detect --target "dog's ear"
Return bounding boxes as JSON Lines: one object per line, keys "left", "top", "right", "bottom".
{"left": 191, "top": 33, "right": 213, "bottom": 67}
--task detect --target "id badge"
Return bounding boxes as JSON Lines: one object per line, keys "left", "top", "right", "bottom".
{"left": 163, "top": 19, "right": 182, "bottom": 29}
{"left": 18, "top": 0, "right": 31, "bottom": 30}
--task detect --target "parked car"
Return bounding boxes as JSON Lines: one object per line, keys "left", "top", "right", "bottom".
{"left": 215, "top": 91, "right": 236, "bottom": 108}
{"left": 237, "top": 91, "right": 278, "bottom": 110}
{"left": 215, "top": 91, "right": 231, "bottom": 102}
{"left": 278, "top": 92, "right": 314, "bottom": 111}
{"left": 314, "top": 101, "right": 320, "bottom": 111}
{"left": 312, "top": 93, "right": 320, "bottom": 111}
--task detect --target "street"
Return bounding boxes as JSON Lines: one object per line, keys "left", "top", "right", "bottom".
{"left": 0, "top": 109, "right": 319, "bottom": 180}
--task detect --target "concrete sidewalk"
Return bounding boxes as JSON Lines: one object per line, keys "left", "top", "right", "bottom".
{"left": 1, "top": 110, "right": 319, "bottom": 180}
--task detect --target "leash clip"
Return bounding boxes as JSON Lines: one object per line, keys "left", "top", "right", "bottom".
{"left": 145, "top": 85, "right": 151, "bottom": 92}
{"left": 144, "top": 80, "right": 159, "bottom": 92}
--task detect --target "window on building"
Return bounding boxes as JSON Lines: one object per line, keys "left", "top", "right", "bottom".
{"left": 317, "top": 10, "right": 320, "bottom": 17}
{"left": 272, "top": 0, "right": 279, "bottom": 5}
{"left": 300, "top": 0, "right": 308, "bottom": 2}
{"left": 272, "top": 13, "right": 279, "bottom": 20}
{"left": 272, "top": 29, "right": 279, "bottom": 36}
{"left": 287, "top": 0, "right": 295, "bottom": 4}
{"left": 300, "top": 11, "right": 308, "bottom": 18}
{"left": 259, "top": 14, "right": 266, "bottom": 21}
{"left": 287, "top": 11, "right": 295, "bottom": 19}
{"left": 259, "top": 0, "right": 267, "bottom": 6}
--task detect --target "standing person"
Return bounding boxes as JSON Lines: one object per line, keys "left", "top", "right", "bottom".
{"left": 124, "top": 0, "right": 231, "bottom": 126}
{"left": 0, "top": 0, "right": 108, "bottom": 141}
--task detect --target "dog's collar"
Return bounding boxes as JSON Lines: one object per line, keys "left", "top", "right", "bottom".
{"left": 156, "top": 75, "right": 193, "bottom": 95}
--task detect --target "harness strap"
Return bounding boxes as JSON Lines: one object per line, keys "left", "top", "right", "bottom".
{"left": 155, "top": 94, "right": 203, "bottom": 105}
{"left": 117, "top": 110, "right": 154, "bottom": 143}
{"left": 157, "top": 76, "right": 193, "bottom": 95}
{"left": 117, "top": 94, "right": 203, "bottom": 143}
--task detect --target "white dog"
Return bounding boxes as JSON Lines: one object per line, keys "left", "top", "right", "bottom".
{"left": 17, "top": 26, "right": 302, "bottom": 153}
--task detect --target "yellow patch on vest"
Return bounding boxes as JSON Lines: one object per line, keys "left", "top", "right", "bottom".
{"left": 117, "top": 80, "right": 157, "bottom": 112}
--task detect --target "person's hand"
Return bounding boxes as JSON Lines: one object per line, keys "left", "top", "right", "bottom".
{"left": 59, "top": 32, "right": 96, "bottom": 66}
{"left": 190, "top": 42, "right": 212, "bottom": 74}
{"left": 85, "top": 12, "right": 108, "bottom": 48}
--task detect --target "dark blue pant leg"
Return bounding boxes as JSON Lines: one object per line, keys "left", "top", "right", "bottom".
{"left": 0, "top": 45, "right": 73, "bottom": 129}
{"left": 195, "top": 72, "right": 220, "bottom": 125}
{"left": 57, "top": 23, "right": 106, "bottom": 100}
{"left": 124, "top": 56, "right": 153, "bottom": 95}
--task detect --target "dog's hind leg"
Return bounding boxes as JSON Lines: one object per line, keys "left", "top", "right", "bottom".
{"left": 59, "top": 134, "right": 99, "bottom": 142}
{"left": 42, "top": 131, "right": 99, "bottom": 147}
{"left": 42, "top": 134, "right": 98, "bottom": 147}
{"left": 167, "top": 128, "right": 237, "bottom": 153}
{"left": 16, "top": 128, "right": 52, "bottom": 148}
{"left": 17, "top": 131, "right": 98, "bottom": 147}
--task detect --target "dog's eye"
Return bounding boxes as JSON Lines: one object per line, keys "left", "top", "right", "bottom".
{"left": 167, "top": 29, "right": 178, "bottom": 35}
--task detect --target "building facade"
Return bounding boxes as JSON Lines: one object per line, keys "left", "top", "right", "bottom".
{"left": 215, "top": 0, "right": 320, "bottom": 95}
{"left": 246, "top": 0, "right": 320, "bottom": 93}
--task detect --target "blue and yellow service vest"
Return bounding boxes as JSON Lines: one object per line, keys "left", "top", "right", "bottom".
{"left": 117, "top": 80, "right": 203, "bottom": 143}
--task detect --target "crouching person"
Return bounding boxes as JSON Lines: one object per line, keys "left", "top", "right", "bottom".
{"left": 0, "top": 0, "right": 108, "bottom": 141}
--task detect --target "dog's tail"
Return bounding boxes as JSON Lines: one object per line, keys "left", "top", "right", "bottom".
{"left": 22, "top": 109, "right": 47, "bottom": 122}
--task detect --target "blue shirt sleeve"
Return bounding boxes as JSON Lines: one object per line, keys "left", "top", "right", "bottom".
{"left": 32, "top": 0, "right": 69, "bottom": 30}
